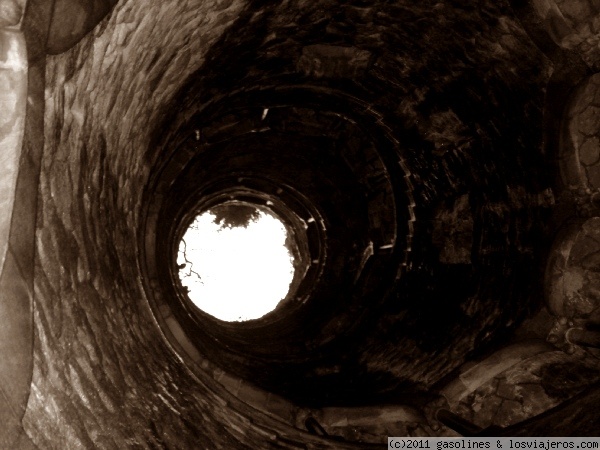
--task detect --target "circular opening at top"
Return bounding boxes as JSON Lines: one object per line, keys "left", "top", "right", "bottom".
{"left": 176, "top": 202, "right": 296, "bottom": 322}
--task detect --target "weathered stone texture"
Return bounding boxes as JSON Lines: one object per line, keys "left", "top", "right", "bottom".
{"left": 0, "top": 28, "right": 27, "bottom": 271}
{"left": 558, "top": 73, "right": 600, "bottom": 221}
{"left": 0, "top": 13, "right": 38, "bottom": 447}
{"left": 18, "top": 0, "right": 567, "bottom": 445}
{"left": 0, "top": 0, "right": 23, "bottom": 28}
{"left": 454, "top": 350, "right": 600, "bottom": 429}
{"left": 530, "top": 0, "right": 600, "bottom": 69}
{"left": 432, "top": 195, "right": 473, "bottom": 264}
{"left": 158, "top": 0, "right": 553, "bottom": 399}
{"left": 546, "top": 218, "right": 600, "bottom": 322}
{"left": 22, "top": 0, "right": 365, "bottom": 448}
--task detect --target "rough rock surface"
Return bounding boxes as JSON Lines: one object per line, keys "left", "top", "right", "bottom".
{"left": 24, "top": 1, "right": 342, "bottom": 448}
{"left": 19, "top": 0, "right": 571, "bottom": 447}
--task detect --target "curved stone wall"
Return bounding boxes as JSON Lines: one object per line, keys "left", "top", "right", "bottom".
{"left": 0, "top": 0, "right": 594, "bottom": 446}
{"left": 24, "top": 1, "right": 323, "bottom": 448}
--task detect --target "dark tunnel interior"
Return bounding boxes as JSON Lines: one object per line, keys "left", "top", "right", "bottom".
{"left": 2, "top": 0, "right": 600, "bottom": 448}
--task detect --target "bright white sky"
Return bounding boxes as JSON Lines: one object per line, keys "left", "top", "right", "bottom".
{"left": 177, "top": 210, "right": 295, "bottom": 321}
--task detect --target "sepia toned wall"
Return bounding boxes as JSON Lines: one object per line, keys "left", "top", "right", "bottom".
{"left": 0, "top": 0, "right": 600, "bottom": 447}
